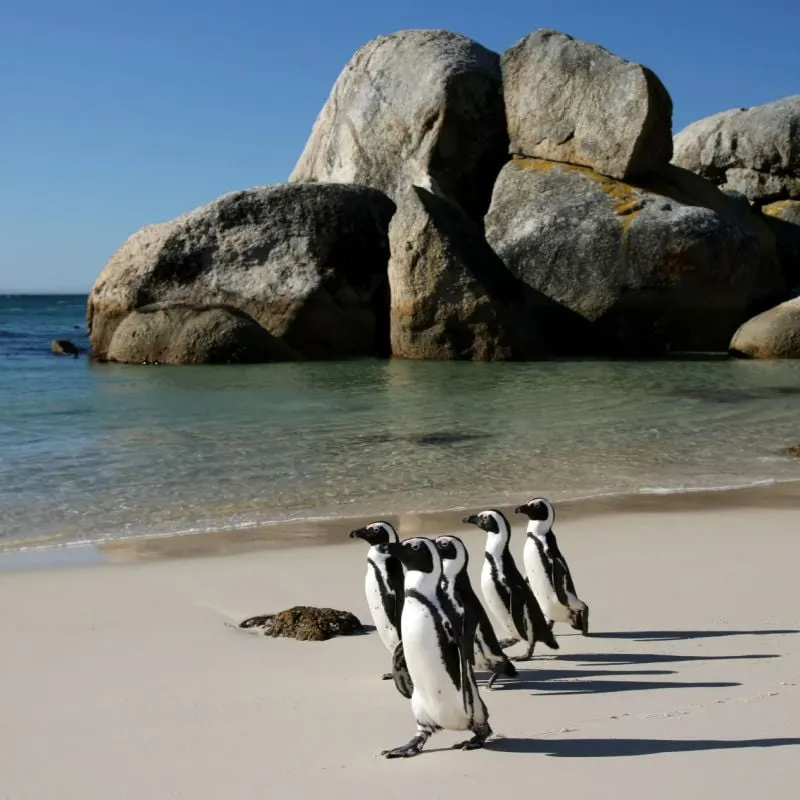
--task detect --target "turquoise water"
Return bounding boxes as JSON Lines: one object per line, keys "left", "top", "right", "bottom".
{"left": 1, "top": 294, "right": 799, "bottom": 551}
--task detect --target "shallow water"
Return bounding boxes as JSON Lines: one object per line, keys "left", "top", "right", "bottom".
{"left": 1, "top": 294, "right": 799, "bottom": 551}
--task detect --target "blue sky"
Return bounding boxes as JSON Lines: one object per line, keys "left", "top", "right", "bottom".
{"left": 1, "top": 0, "right": 798, "bottom": 293}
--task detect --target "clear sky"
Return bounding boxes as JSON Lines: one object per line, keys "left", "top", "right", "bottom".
{"left": 1, "top": 0, "right": 798, "bottom": 293}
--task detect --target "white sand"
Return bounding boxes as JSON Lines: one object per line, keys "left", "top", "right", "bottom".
{"left": 1, "top": 506, "right": 798, "bottom": 799}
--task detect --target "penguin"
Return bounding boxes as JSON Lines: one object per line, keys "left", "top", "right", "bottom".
{"left": 435, "top": 535, "right": 517, "bottom": 690}
{"left": 515, "top": 497, "right": 590, "bottom": 635}
{"left": 380, "top": 537, "right": 492, "bottom": 758}
{"left": 349, "top": 521, "right": 405, "bottom": 681}
{"left": 463, "top": 509, "right": 559, "bottom": 661}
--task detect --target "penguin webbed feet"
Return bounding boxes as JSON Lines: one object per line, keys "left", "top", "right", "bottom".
{"left": 381, "top": 735, "right": 426, "bottom": 759}
{"left": 453, "top": 723, "right": 492, "bottom": 751}
{"left": 569, "top": 607, "right": 590, "bottom": 636}
{"left": 381, "top": 672, "right": 393, "bottom": 680}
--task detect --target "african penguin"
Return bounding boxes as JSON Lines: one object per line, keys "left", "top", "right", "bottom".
{"left": 435, "top": 535, "right": 517, "bottom": 690}
{"left": 516, "top": 497, "right": 590, "bottom": 635}
{"left": 349, "top": 521, "right": 405, "bottom": 680}
{"left": 380, "top": 537, "right": 492, "bottom": 758}
{"left": 463, "top": 509, "right": 559, "bottom": 661}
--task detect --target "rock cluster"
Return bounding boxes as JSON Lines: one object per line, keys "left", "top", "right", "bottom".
{"left": 87, "top": 28, "right": 800, "bottom": 362}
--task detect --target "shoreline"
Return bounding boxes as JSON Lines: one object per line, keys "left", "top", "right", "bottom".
{"left": 3, "top": 477, "right": 799, "bottom": 574}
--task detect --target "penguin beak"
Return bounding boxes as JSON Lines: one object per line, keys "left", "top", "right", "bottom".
{"left": 349, "top": 527, "right": 367, "bottom": 540}
{"left": 462, "top": 515, "right": 479, "bottom": 526}
{"left": 513, "top": 505, "right": 525, "bottom": 514}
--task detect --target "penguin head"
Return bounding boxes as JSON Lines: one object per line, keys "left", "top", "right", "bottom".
{"left": 513, "top": 498, "right": 555, "bottom": 528}
{"left": 462, "top": 509, "right": 511, "bottom": 545}
{"left": 349, "top": 521, "right": 399, "bottom": 547}
{"left": 434, "top": 535, "right": 469, "bottom": 580}
{"left": 386, "top": 537, "right": 441, "bottom": 581}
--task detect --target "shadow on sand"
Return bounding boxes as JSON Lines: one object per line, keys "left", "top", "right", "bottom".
{"left": 553, "top": 652, "right": 780, "bottom": 667}
{"left": 587, "top": 629, "right": 800, "bottom": 642}
{"left": 486, "top": 736, "right": 800, "bottom": 757}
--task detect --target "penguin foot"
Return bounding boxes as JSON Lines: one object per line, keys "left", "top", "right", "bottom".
{"left": 453, "top": 723, "right": 492, "bottom": 750}
{"left": 509, "top": 642, "right": 536, "bottom": 662}
{"left": 581, "top": 607, "right": 590, "bottom": 636}
{"left": 381, "top": 672, "right": 393, "bottom": 680}
{"left": 498, "top": 638, "right": 519, "bottom": 649}
{"left": 381, "top": 735, "right": 426, "bottom": 759}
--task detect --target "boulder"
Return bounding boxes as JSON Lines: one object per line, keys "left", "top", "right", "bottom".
{"left": 729, "top": 297, "right": 800, "bottom": 358}
{"left": 239, "top": 606, "right": 364, "bottom": 641}
{"left": 289, "top": 30, "right": 508, "bottom": 223}
{"left": 761, "top": 200, "right": 800, "bottom": 291}
{"left": 388, "top": 186, "right": 540, "bottom": 360}
{"left": 673, "top": 95, "right": 800, "bottom": 202}
{"left": 787, "top": 444, "right": 800, "bottom": 458}
{"left": 50, "top": 339, "right": 79, "bottom": 358}
{"left": 105, "top": 304, "right": 299, "bottom": 364}
{"left": 485, "top": 157, "right": 783, "bottom": 354}
{"left": 87, "top": 183, "right": 396, "bottom": 362}
{"left": 501, "top": 29, "right": 673, "bottom": 181}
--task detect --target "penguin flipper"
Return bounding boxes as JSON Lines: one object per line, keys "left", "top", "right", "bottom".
{"left": 391, "top": 641, "right": 414, "bottom": 699}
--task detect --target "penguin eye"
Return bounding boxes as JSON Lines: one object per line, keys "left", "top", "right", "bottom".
{"left": 410, "top": 541, "right": 421, "bottom": 551}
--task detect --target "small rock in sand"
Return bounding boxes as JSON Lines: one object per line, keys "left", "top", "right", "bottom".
{"left": 239, "top": 606, "right": 364, "bottom": 641}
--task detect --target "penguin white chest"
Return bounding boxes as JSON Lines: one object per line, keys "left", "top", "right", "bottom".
{"left": 480, "top": 560, "right": 517, "bottom": 639}
{"left": 365, "top": 562, "right": 399, "bottom": 651}
{"left": 523, "top": 537, "right": 570, "bottom": 622}
{"left": 401, "top": 597, "right": 471, "bottom": 731}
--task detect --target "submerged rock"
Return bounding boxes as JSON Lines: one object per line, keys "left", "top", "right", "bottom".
{"left": 729, "top": 296, "right": 800, "bottom": 358}
{"left": 289, "top": 29, "right": 508, "bottom": 223}
{"left": 50, "top": 339, "right": 79, "bottom": 358}
{"left": 105, "top": 304, "right": 299, "bottom": 365}
{"left": 485, "top": 157, "right": 782, "bottom": 354}
{"left": 787, "top": 444, "right": 800, "bottom": 457}
{"left": 502, "top": 28, "right": 673, "bottom": 180}
{"left": 673, "top": 95, "right": 800, "bottom": 202}
{"left": 87, "top": 183, "right": 396, "bottom": 363}
{"left": 388, "top": 186, "right": 540, "bottom": 360}
{"left": 239, "top": 606, "right": 365, "bottom": 641}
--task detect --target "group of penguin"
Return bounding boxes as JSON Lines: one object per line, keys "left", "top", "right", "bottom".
{"left": 349, "top": 497, "right": 590, "bottom": 759}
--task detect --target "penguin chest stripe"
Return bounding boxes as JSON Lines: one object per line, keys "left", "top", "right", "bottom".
{"left": 367, "top": 558, "right": 397, "bottom": 624}
{"left": 405, "top": 590, "right": 462, "bottom": 693}
{"left": 485, "top": 553, "right": 511, "bottom": 609}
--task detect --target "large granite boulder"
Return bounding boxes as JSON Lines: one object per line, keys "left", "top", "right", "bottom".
{"left": 730, "top": 297, "right": 800, "bottom": 358}
{"left": 760, "top": 201, "right": 800, "bottom": 291}
{"left": 485, "top": 157, "right": 783, "bottom": 355}
{"left": 105, "top": 304, "right": 299, "bottom": 364}
{"left": 673, "top": 95, "right": 800, "bottom": 202}
{"left": 289, "top": 30, "right": 508, "bottom": 223}
{"left": 87, "top": 184, "right": 396, "bottom": 362}
{"left": 388, "top": 186, "right": 539, "bottom": 360}
{"left": 502, "top": 29, "right": 673, "bottom": 181}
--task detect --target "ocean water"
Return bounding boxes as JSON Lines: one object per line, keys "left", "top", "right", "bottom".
{"left": 1, "top": 294, "right": 799, "bottom": 552}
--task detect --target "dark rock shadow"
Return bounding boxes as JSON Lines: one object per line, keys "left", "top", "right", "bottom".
{"left": 589, "top": 629, "right": 799, "bottom": 642}
{"left": 487, "top": 736, "right": 800, "bottom": 757}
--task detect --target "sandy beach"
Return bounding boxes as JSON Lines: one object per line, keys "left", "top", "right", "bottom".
{"left": 1, "top": 497, "right": 799, "bottom": 799}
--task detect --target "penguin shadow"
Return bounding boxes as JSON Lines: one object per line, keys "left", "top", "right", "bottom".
{"left": 554, "top": 652, "right": 781, "bottom": 667}
{"left": 479, "top": 667, "right": 740, "bottom": 696}
{"left": 586, "top": 628, "right": 800, "bottom": 642}
{"left": 485, "top": 735, "right": 800, "bottom": 758}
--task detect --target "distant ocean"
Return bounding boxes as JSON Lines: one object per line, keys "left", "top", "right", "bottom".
{"left": 1, "top": 293, "right": 799, "bottom": 553}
